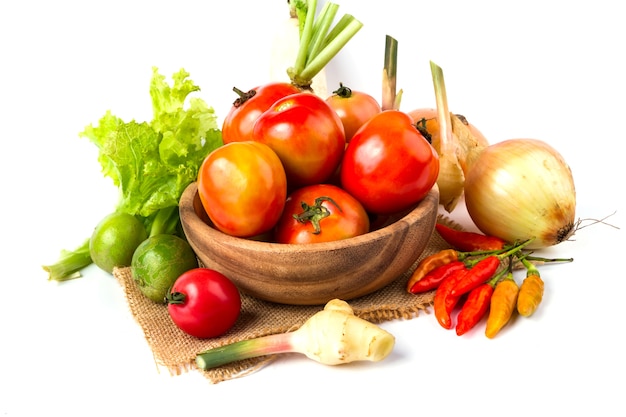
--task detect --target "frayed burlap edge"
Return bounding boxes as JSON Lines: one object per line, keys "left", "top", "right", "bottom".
{"left": 113, "top": 215, "right": 455, "bottom": 384}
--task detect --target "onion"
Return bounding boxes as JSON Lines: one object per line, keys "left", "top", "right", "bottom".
{"left": 464, "top": 139, "right": 576, "bottom": 249}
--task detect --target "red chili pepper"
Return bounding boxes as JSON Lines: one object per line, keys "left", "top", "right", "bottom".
{"left": 455, "top": 268, "right": 505, "bottom": 336}
{"left": 450, "top": 255, "right": 501, "bottom": 298}
{"left": 450, "top": 238, "right": 534, "bottom": 297}
{"left": 435, "top": 223, "right": 507, "bottom": 252}
{"left": 434, "top": 267, "right": 468, "bottom": 329}
{"left": 406, "top": 246, "right": 506, "bottom": 293}
{"left": 409, "top": 261, "right": 466, "bottom": 294}
{"left": 455, "top": 283, "right": 493, "bottom": 336}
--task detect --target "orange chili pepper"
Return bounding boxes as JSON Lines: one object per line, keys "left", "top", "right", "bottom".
{"left": 517, "top": 256, "right": 545, "bottom": 317}
{"left": 485, "top": 263, "right": 519, "bottom": 339}
{"left": 409, "top": 261, "right": 466, "bottom": 294}
{"left": 406, "top": 249, "right": 459, "bottom": 292}
{"left": 517, "top": 274, "right": 544, "bottom": 317}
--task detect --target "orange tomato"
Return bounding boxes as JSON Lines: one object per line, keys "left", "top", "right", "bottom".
{"left": 197, "top": 141, "right": 287, "bottom": 238}
{"left": 326, "top": 84, "right": 381, "bottom": 143}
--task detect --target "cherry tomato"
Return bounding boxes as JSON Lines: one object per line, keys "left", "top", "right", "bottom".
{"left": 197, "top": 141, "right": 287, "bottom": 237}
{"left": 340, "top": 110, "right": 440, "bottom": 215}
{"left": 166, "top": 268, "right": 241, "bottom": 339}
{"left": 222, "top": 82, "right": 300, "bottom": 144}
{"left": 252, "top": 92, "right": 345, "bottom": 187}
{"left": 325, "top": 83, "right": 381, "bottom": 142}
{"left": 274, "top": 184, "right": 370, "bottom": 244}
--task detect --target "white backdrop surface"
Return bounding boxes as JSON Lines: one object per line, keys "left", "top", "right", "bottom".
{"left": 1, "top": 1, "right": 624, "bottom": 416}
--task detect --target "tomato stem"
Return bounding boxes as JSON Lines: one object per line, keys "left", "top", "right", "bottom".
{"left": 332, "top": 82, "right": 352, "bottom": 98}
{"left": 231, "top": 86, "right": 256, "bottom": 108}
{"left": 293, "top": 196, "right": 341, "bottom": 234}
{"left": 165, "top": 291, "right": 187, "bottom": 305}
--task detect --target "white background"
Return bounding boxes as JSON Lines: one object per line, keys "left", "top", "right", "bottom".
{"left": 1, "top": 1, "right": 624, "bottom": 416}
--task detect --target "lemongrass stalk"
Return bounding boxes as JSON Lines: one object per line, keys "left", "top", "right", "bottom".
{"left": 430, "top": 61, "right": 465, "bottom": 212}
{"left": 43, "top": 239, "right": 92, "bottom": 281}
{"left": 292, "top": 0, "right": 318, "bottom": 77}
{"left": 286, "top": 0, "right": 362, "bottom": 93}
{"left": 382, "top": 35, "right": 398, "bottom": 110}
{"left": 196, "top": 333, "right": 293, "bottom": 369}
{"left": 307, "top": 2, "right": 339, "bottom": 60}
{"left": 196, "top": 299, "right": 395, "bottom": 370}
{"left": 298, "top": 18, "right": 362, "bottom": 81}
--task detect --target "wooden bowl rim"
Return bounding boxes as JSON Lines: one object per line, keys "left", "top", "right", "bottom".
{"left": 180, "top": 182, "right": 440, "bottom": 252}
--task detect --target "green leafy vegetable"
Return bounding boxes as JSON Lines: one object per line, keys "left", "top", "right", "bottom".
{"left": 44, "top": 67, "right": 222, "bottom": 281}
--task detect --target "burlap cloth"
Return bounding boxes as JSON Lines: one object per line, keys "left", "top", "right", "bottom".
{"left": 113, "top": 222, "right": 452, "bottom": 384}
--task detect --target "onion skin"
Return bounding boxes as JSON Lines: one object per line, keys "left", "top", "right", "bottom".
{"left": 464, "top": 139, "right": 576, "bottom": 249}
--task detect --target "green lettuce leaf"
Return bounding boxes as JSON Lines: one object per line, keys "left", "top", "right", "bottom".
{"left": 81, "top": 67, "right": 222, "bottom": 219}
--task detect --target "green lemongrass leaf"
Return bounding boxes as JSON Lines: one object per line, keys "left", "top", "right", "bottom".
{"left": 382, "top": 35, "right": 398, "bottom": 111}
{"left": 299, "top": 18, "right": 362, "bottom": 81}
{"left": 293, "top": 0, "right": 318, "bottom": 76}
{"left": 430, "top": 61, "right": 453, "bottom": 146}
{"left": 292, "top": 0, "right": 309, "bottom": 36}
{"left": 307, "top": 2, "right": 339, "bottom": 60}
{"left": 289, "top": 0, "right": 362, "bottom": 88}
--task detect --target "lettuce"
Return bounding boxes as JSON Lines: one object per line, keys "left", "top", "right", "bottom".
{"left": 44, "top": 68, "right": 222, "bottom": 281}
{"left": 82, "top": 67, "right": 222, "bottom": 218}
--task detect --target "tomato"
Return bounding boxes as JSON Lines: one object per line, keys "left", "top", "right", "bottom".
{"left": 407, "top": 108, "right": 489, "bottom": 149}
{"left": 222, "top": 82, "right": 300, "bottom": 144}
{"left": 340, "top": 110, "right": 439, "bottom": 215}
{"left": 325, "top": 83, "right": 381, "bottom": 142}
{"left": 166, "top": 268, "right": 241, "bottom": 339}
{"left": 274, "top": 184, "right": 370, "bottom": 244}
{"left": 197, "top": 141, "right": 287, "bottom": 237}
{"left": 252, "top": 92, "right": 345, "bottom": 187}
{"left": 408, "top": 108, "right": 489, "bottom": 175}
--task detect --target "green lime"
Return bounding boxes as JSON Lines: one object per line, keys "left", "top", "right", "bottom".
{"left": 131, "top": 234, "right": 198, "bottom": 303}
{"left": 89, "top": 212, "right": 148, "bottom": 274}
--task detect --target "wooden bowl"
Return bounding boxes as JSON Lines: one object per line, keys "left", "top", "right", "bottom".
{"left": 179, "top": 182, "right": 439, "bottom": 305}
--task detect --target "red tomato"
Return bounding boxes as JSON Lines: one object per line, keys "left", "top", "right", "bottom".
{"left": 166, "top": 268, "right": 241, "bottom": 339}
{"left": 325, "top": 83, "right": 381, "bottom": 142}
{"left": 222, "top": 82, "right": 300, "bottom": 144}
{"left": 340, "top": 110, "right": 440, "bottom": 215}
{"left": 252, "top": 92, "right": 345, "bottom": 187}
{"left": 274, "top": 184, "right": 370, "bottom": 244}
{"left": 197, "top": 141, "right": 287, "bottom": 237}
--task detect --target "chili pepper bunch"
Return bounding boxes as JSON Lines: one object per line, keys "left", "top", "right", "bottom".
{"left": 407, "top": 223, "right": 573, "bottom": 338}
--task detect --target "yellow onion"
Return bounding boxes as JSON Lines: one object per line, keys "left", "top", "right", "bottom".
{"left": 464, "top": 139, "right": 576, "bottom": 249}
